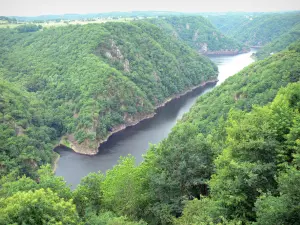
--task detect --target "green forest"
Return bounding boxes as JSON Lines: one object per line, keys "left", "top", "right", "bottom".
{"left": 0, "top": 11, "right": 300, "bottom": 225}
{"left": 255, "top": 23, "right": 300, "bottom": 59}
{"left": 207, "top": 12, "right": 300, "bottom": 47}
{"left": 0, "top": 19, "right": 219, "bottom": 160}
{"left": 148, "top": 16, "right": 246, "bottom": 54}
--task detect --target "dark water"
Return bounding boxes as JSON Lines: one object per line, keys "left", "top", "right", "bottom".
{"left": 55, "top": 50, "right": 256, "bottom": 187}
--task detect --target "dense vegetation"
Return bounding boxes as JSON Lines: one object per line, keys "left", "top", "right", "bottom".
{"left": 148, "top": 16, "right": 245, "bottom": 54}
{"left": 1, "top": 35, "right": 299, "bottom": 224}
{"left": 0, "top": 78, "right": 59, "bottom": 178}
{"left": 208, "top": 12, "right": 300, "bottom": 47}
{"left": 255, "top": 23, "right": 300, "bottom": 59}
{"left": 0, "top": 20, "right": 217, "bottom": 160}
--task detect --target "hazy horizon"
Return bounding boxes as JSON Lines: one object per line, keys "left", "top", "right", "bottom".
{"left": 2, "top": 0, "right": 300, "bottom": 17}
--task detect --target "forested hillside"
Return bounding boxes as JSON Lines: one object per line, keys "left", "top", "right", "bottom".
{"left": 208, "top": 12, "right": 300, "bottom": 47}
{"left": 0, "top": 21, "right": 217, "bottom": 158}
{"left": 148, "top": 16, "right": 246, "bottom": 54}
{"left": 255, "top": 23, "right": 300, "bottom": 59}
{"left": 0, "top": 78, "right": 59, "bottom": 178}
{"left": 0, "top": 41, "right": 299, "bottom": 225}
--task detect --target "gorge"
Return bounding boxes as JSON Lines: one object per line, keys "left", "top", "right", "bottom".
{"left": 55, "top": 49, "right": 256, "bottom": 187}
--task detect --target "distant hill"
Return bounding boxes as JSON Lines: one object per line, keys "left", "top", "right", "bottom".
{"left": 8, "top": 11, "right": 188, "bottom": 22}
{"left": 148, "top": 16, "right": 247, "bottom": 55}
{"left": 255, "top": 23, "right": 300, "bottom": 59}
{"left": 207, "top": 12, "right": 300, "bottom": 47}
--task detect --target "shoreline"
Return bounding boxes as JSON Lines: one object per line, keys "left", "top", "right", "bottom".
{"left": 54, "top": 78, "right": 218, "bottom": 159}
{"left": 52, "top": 153, "right": 60, "bottom": 172}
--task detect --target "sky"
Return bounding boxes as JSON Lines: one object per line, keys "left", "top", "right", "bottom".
{"left": 1, "top": 0, "right": 300, "bottom": 17}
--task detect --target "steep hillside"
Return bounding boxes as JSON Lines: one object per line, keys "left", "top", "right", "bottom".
{"left": 148, "top": 16, "right": 247, "bottom": 55}
{"left": 208, "top": 12, "right": 300, "bottom": 47}
{"left": 177, "top": 82, "right": 300, "bottom": 224}
{"left": 255, "top": 23, "right": 300, "bottom": 59}
{"left": 0, "top": 22, "right": 217, "bottom": 156}
{"left": 0, "top": 78, "right": 59, "bottom": 178}
{"left": 86, "top": 41, "right": 300, "bottom": 224}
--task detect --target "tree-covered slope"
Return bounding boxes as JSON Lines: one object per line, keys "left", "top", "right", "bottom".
{"left": 177, "top": 82, "right": 300, "bottom": 224}
{"left": 0, "top": 78, "right": 59, "bottom": 178}
{"left": 255, "top": 23, "right": 300, "bottom": 59}
{"left": 1, "top": 31, "right": 300, "bottom": 225}
{"left": 0, "top": 22, "right": 217, "bottom": 156}
{"left": 148, "top": 16, "right": 246, "bottom": 55}
{"left": 127, "top": 41, "right": 300, "bottom": 224}
{"left": 209, "top": 12, "right": 300, "bottom": 47}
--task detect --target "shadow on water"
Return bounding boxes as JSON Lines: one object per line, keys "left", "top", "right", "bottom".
{"left": 97, "top": 82, "right": 216, "bottom": 155}
{"left": 55, "top": 49, "right": 256, "bottom": 187}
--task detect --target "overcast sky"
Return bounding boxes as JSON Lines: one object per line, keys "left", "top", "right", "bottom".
{"left": 1, "top": 0, "right": 300, "bottom": 16}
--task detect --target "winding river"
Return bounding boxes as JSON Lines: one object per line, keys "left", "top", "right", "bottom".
{"left": 55, "top": 49, "right": 256, "bottom": 187}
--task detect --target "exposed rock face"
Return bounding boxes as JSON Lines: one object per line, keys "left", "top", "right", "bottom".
{"left": 193, "top": 30, "right": 199, "bottom": 41}
{"left": 103, "top": 39, "right": 131, "bottom": 72}
{"left": 186, "top": 23, "right": 190, "bottom": 30}
{"left": 59, "top": 79, "right": 219, "bottom": 155}
{"left": 200, "top": 43, "right": 208, "bottom": 52}
{"left": 110, "top": 39, "right": 124, "bottom": 59}
{"left": 123, "top": 59, "right": 130, "bottom": 72}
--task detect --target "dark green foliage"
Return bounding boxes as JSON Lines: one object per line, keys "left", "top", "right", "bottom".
{"left": 0, "top": 79, "right": 59, "bottom": 178}
{"left": 16, "top": 24, "right": 42, "bottom": 33}
{"left": 0, "top": 20, "right": 217, "bottom": 158}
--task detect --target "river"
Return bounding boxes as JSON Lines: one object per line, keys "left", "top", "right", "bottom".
{"left": 55, "top": 49, "right": 256, "bottom": 187}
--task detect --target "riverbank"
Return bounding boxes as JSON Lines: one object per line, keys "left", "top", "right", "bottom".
{"left": 52, "top": 153, "right": 60, "bottom": 172}
{"left": 55, "top": 78, "right": 218, "bottom": 157}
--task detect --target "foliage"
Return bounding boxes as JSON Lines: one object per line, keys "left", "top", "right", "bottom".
{"left": 0, "top": 15, "right": 300, "bottom": 225}
{"left": 0, "top": 188, "right": 79, "bottom": 225}
{"left": 177, "top": 82, "right": 300, "bottom": 223}
{"left": 131, "top": 42, "right": 300, "bottom": 223}
{"left": 0, "top": 79, "right": 59, "bottom": 178}
{"left": 208, "top": 12, "right": 300, "bottom": 46}
{"left": 255, "top": 23, "right": 300, "bottom": 59}
{"left": 85, "top": 211, "right": 147, "bottom": 225}
{"left": 73, "top": 172, "right": 104, "bottom": 217}
{"left": 0, "top": 165, "right": 72, "bottom": 199}
{"left": 0, "top": 19, "right": 217, "bottom": 162}
{"left": 148, "top": 16, "right": 245, "bottom": 53}
{"left": 16, "top": 24, "right": 42, "bottom": 33}
{"left": 101, "top": 156, "right": 150, "bottom": 219}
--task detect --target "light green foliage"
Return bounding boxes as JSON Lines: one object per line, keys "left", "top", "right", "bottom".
{"left": 86, "top": 211, "right": 147, "bottom": 225}
{"left": 73, "top": 172, "right": 104, "bottom": 217}
{"left": 102, "top": 156, "right": 150, "bottom": 219}
{"left": 188, "top": 83, "right": 300, "bottom": 223}
{"left": 0, "top": 188, "right": 79, "bottom": 225}
{"left": 0, "top": 165, "right": 72, "bottom": 200}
